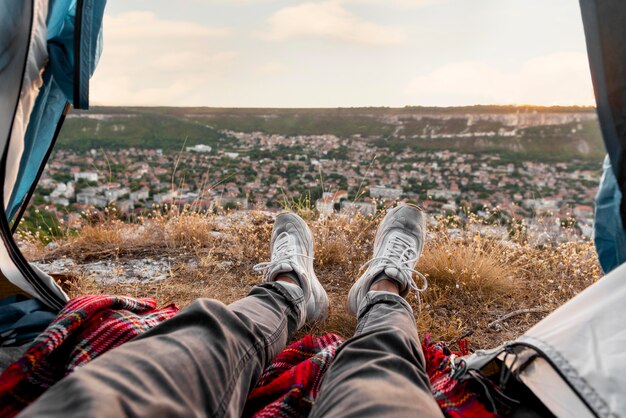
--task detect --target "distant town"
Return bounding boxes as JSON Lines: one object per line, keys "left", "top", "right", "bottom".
{"left": 24, "top": 107, "right": 603, "bottom": 239}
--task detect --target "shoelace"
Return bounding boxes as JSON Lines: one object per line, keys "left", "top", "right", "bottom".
{"left": 253, "top": 232, "right": 313, "bottom": 281}
{"left": 361, "top": 234, "right": 428, "bottom": 302}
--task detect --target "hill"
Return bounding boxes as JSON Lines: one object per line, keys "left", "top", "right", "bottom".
{"left": 58, "top": 111, "right": 232, "bottom": 152}
{"left": 58, "top": 106, "right": 604, "bottom": 162}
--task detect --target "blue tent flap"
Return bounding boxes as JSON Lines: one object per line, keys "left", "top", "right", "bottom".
{"left": 0, "top": 0, "right": 106, "bottom": 309}
{"left": 7, "top": 0, "right": 106, "bottom": 222}
{"left": 47, "top": 0, "right": 106, "bottom": 109}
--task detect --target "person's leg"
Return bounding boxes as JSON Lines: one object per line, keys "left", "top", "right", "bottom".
{"left": 309, "top": 284, "right": 442, "bottom": 417}
{"left": 310, "top": 204, "right": 442, "bottom": 418}
{"left": 20, "top": 213, "right": 328, "bottom": 418}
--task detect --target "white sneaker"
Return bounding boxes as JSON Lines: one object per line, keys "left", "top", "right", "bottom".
{"left": 253, "top": 212, "right": 329, "bottom": 324}
{"left": 347, "top": 204, "right": 428, "bottom": 315}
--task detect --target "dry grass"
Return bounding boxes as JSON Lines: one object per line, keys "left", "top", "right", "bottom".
{"left": 19, "top": 205, "right": 602, "bottom": 350}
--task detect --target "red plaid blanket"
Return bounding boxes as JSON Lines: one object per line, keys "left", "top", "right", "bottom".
{"left": 246, "top": 333, "right": 499, "bottom": 418}
{"left": 0, "top": 295, "right": 178, "bottom": 418}
{"left": 423, "top": 334, "right": 499, "bottom": 417}
{"left": 245, "top": 333, "right": 345, "bottom": 417}
{"left": 0, "top": 295, "right": 500, "bottom": 417}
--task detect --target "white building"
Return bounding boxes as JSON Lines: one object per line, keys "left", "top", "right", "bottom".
{"left": 370, "top": 186, "right": 403, "bottom": 200}
{"left": 49, "top": 197, "right": 69, "bottom": 207}
{"left": 104, "top": 187, "right": 129, "bottom": 203}
{"left": 50, "top": 182, "right": 75, "bottom": 199}
{"left": 76, "top": 193, "right": 107, "bottom": 208}
{"left": 153, "top": 191, "right": 178, "bottom": 203}
{"left": 116, "top": 200, "right": 135, "bottom": 212}
{"left": 315, "top": 191, "right": 348, "bottom": 215}
{"left": 74, "top": 172, "right": 99, "bottom": 182}
{"left": 316, "top": 197, "right": 334, "bottom": 215}
{"left": 130, "top": 189, "right": 150, "bottom": 201}
{"left": 186, "top": 144, "right": 212, "bottom": 153}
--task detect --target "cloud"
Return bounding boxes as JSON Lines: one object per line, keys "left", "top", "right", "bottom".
{"left": 255, "top": 62, "right": 289, "bottom": 76}
{"left": 102, "top": 11, "right": 231, "bottom": 40}
{"left": 263, "top": 1, "right": 406, "bottom": 46}
{"left": 195, "top": 0, "right": 270, "bottom": 3}
{"left": 342, "top": 0, "right": 434, "bottom": 8}
{"left": 200, "top": 0, "right": 432, "bottom": 5}
{"left": 90, "top": 12, "right": 237, "bottom": 106}
{"left": 407, "top": 52, "right": 595, "bottom": 106}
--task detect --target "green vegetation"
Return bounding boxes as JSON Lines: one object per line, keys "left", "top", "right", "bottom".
{"left": 194, "top": 113, "right": 395, "bottom": 137}
{"left": 58, "top": 106, "right": 603, "bottom": 163}
{"left": 377, "top": 121, "right": 604, "bottom": 163}
{"left": 19, "top": 208, "right": 63, "bottom": 243}
{"left": 57, "top": 112, "right": 234, "bottom": 151}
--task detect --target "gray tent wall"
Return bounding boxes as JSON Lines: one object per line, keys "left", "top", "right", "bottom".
{"left": 515, "top": 262, "right": 626, "bottom": 416}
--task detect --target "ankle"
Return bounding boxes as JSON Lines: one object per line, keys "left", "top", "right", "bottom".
{"left": 275, "top": 273, "right": 299, "bottom": 286}
{"left": 369, "top": 277, "right": 400, "bottom": 294}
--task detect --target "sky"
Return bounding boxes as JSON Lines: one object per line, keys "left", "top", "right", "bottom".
{"left": 90, "top": 0, "right": 596, "bottom": 108}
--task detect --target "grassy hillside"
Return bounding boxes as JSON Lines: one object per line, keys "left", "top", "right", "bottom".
{"left": 378, "top": 120, "right": 605, "bottom": 162}
{"left": 58, "top": 106, "right": 604, "bottom": 162}
{"left": 191, "top": 112, "right": 396, "bottom": 138}
{"left": 57, "top": 112, "right": 235, "bottom": 152}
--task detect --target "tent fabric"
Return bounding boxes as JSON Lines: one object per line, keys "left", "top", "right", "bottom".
{"left": 513, "top": 262, "right": 626, "bottom": 417}
{"left": 594, "top": 155, "right": 626, "bottom": 273}
{"left": 0, "top": 0, "right": 106, "bottom": 309}
{"left": 0, "top": 1, "right": 33, "bottom": 156}
{"left": 8, "top": 75, "right": 69, "bottom": 225}
{"left": 463, "top": 262, "right": 626, "bottom": 416}
{"left": 3, "top": 0, "right": 49, "bottom": 218}
{"left": 0, "top": 295, "right": 56, "bottom": 347}
{"left": 0, "top": 0, "right": 67, "bottom": 310}
{"left": 73, "top": 0, "right": 106, "bottom": 108}
{"left": 46, "top": 0, "right": 106, "bottom": 109}
{"left": 515, "top": 353, "right": 595, "bottom": 418}
{"left": 580, "top": 0, "right": 626, "bottom": 232}
{"left": 8, "top": 0, "right": 107, "bottom": 221}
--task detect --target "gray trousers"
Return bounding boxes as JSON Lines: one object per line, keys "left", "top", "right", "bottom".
{"left": 19, "top": 283, "right": 443, "bottom": 418}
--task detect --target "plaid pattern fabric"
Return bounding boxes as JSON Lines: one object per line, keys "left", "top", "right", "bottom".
{"left": 0, "top": 295, "right": 178, "bottom": 418}
{"left": 245, "top": 333, "right": 346, "bottom": 417}
{"left": 423, "top": 334, "right": 499, "bottom": 418}
{"left": 0, "top": 295, "right": 497, "bottom": 418}
{"left": 246, "top": 333, "right": 497, "bottom": 418}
